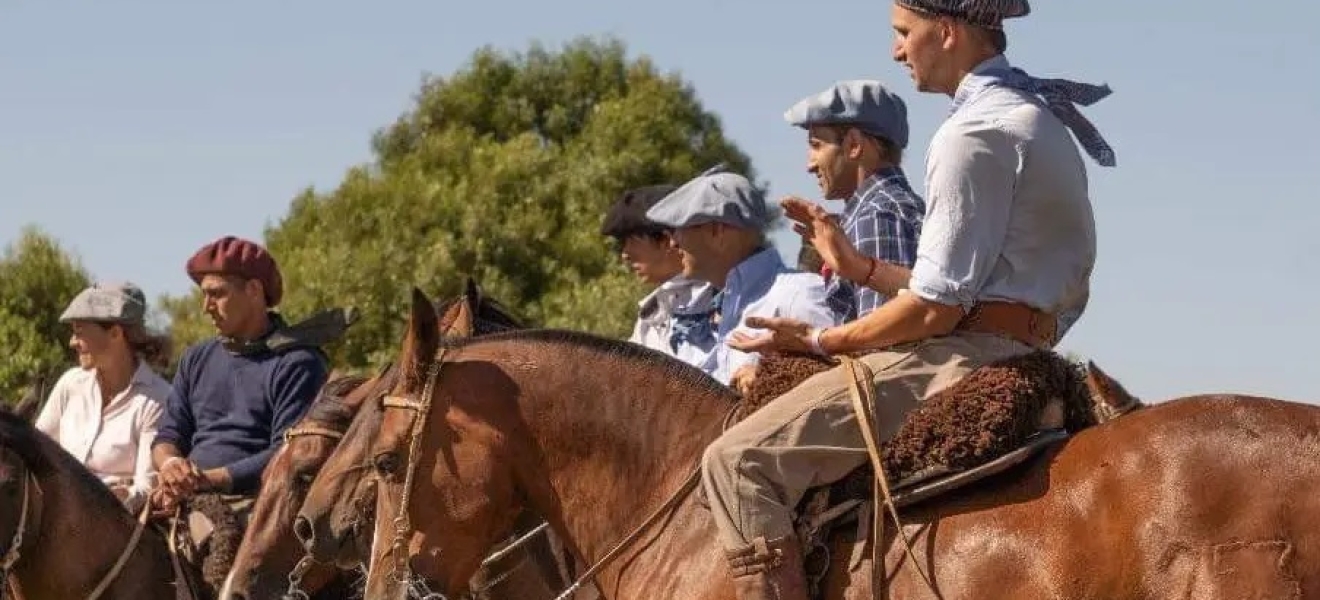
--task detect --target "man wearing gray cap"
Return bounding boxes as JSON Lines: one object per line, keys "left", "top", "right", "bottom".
{"left": 645, "top": 170, "right": 838, "bottom": 387}
{"left": 701, "top": 1, "right": 1113, "bottom": 597}
{"left": 781, "top": 79, "right": 925, "bottom": 322}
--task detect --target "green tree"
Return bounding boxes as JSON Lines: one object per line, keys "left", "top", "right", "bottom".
{"left": 0, "top": 226, "right": 92, "bottom": 403}
{"left": 162, "top": 36, "right": 761, "bottom": 371}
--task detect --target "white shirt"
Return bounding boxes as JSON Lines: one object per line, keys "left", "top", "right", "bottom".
{"left": 34, "top": 363, "right": 172, "bottom": 511}
{"left": 629, "top": 274, "right": 720, "bottom": 368}
{"left": 908, "top": 54, "right": 1097, "bottom": 338}
{"left": 705, "top": 247, "right": 840, "bottom": 385}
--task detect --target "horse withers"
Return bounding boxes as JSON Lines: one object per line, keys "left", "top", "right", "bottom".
{"left": 295, "top": 292, "right": 1320, "bottom": 599}
{"left": 223, "top": 280, "right": 577, "bottom": 600}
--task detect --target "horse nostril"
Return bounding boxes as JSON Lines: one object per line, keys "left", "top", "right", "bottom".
{"left": 293, "top": 515, "right": 315, "bottom": 548}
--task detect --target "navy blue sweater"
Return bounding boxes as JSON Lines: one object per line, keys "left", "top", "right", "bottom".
{"left": 153, "top": 337, "right": 330, "bottom": 495}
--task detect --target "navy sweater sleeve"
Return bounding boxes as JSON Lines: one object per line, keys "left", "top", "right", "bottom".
{"left": 220, "top": 349, "right": 329, "bottom": 494}
{"left": 152, "top": 346, "right": 197, "bottom": 453}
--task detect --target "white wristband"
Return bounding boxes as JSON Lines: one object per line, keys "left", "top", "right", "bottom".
{"left": 809, "top": 327, "right": 829, "bottom": 356}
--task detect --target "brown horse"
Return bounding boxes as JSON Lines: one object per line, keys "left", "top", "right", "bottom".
{"left": 0, "top": 407, "right": 207, "bottom": 600}
{"left": 223, "top": 281, "right": 574, "bottom": 599}
{"left": 295, "top": 292, "right": 1320, "bottom": 599}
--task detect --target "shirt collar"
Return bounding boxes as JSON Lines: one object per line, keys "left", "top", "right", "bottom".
{"left": 723, "top": 246, "right": 785, "bottom": 302}
{"left": 951, "top": 54, "right": 1012, "bottom": 113}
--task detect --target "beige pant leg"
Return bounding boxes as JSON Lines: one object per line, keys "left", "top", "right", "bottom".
{"left": 700, "top": 333, "right": 1030, "bottom": 549}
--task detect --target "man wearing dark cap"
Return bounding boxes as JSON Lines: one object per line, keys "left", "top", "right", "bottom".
{"left": 150, "top": 236, "right": 332, "bottom": 537}
{"left": 781, "top": 79, "right": 926, "bottom": 322}
{"left": 601, "top": 184, "right": 720, "bottom": 367}
{"left": 702, "top": 1, "right": 1114, "bottom": 597}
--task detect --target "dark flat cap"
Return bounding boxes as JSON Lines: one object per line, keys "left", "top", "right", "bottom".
{"left": 895, "top": 0, "right": 1030, "bottom": 28}
{"left": 601, "top": 184, "right": 680, "bottom": 238}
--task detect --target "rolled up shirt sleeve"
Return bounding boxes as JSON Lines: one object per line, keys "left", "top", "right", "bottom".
{"left": 907, "top": 120, "right": 1018, "bottom": 309}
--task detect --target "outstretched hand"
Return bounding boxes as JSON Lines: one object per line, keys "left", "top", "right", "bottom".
{"left": 781, "top": 197, "right": 863, "bottom": 281}
{"left": 727, "top": 316, "right": 815, "bottom": 354}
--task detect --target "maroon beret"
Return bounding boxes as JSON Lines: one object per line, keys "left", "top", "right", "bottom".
{"left": 185, "top": 236, "right": 284, "bottom": 307}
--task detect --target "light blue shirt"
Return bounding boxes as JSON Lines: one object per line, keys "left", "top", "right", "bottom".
{"left": 908, "top": 54, "right": 1098, "bottom": 338}
{"left": 704, "top": 247, "right": 840, "bottom": 385}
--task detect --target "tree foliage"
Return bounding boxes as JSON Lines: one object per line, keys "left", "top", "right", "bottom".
{"left": 162, "top": 36, "right": 761, "bottom": 371}
{"left": 0, "top": 226, "right": 92, "bottom": 403}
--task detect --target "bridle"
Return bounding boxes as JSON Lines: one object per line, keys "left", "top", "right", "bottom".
{"left": 376, "top": 348, "right": 720, "bottom": 600}
{"left": 0, "top": 460, "right": 150, "bottom": 600}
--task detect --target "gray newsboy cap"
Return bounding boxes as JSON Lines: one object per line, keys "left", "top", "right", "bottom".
{"left": 645, "top": 171, "right": 772, "bottom": 231}
{"left": 894, "top": 0, "right": 1030, "bottom": 28}
{"left": 784, "top": 80, "right": 910, "bottom": 149}
{"left": 59, "top": 282, "right": 147, "bottom": 325}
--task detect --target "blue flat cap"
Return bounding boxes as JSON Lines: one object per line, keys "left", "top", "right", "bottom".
{"left": 785, "top": 80, "right": 909, "bottom": 149}
{"left": 59, "top": 282, "right": 147, "bottom": 325}
{"left": 895, "top": 0, "right": 1030, "bottom": 28}
{"left": 645, "top": 171, "right": 772, "bottom": 231}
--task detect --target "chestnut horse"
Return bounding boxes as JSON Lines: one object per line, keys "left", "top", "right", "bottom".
{"left": 296, "top": 292, "right": 1320, "bottom": 599}
{"left": 223, "top": 281, "right": 574, "bottom": 599}
{"left": 0, "top": 408, "right": 207, "bottom": 600}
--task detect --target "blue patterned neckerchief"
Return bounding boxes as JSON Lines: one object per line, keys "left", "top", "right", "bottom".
{"left": 668, "top": 289, "right": 722, "bottom": 353}
{"left": 952, "top": 58, "right": 1116, "bottom": 167}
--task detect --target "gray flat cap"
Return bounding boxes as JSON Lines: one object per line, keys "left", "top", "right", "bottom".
{"left": 59, "top": 282, "right": 147, "bottom": 325}
{"left": 785, "top": 80, "right": 910, "bottom": 149}
{"left": 894, "top": 0, "right": 1030, "bottom": 28}
{"left": 645, "top": 171, "right": 771, "bottom": 231}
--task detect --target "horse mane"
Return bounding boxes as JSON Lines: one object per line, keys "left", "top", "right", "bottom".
{"left": 0, "top": 409, "right": 128, "bottom": 517}
{"left": 302, "top": 373, "right": 373, "bottom": 427}
{"left": 433, "top": 293, "right": 527, "bottom": 336}
{"left": 438, "top": 328, "right": 737, "bottom": 401}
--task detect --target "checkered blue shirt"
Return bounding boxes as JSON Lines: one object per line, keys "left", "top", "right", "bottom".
{"left": 825, "top": 167, "right": 926, "bottom": 321}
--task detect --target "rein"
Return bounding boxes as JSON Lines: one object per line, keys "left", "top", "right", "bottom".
{"left": 0, "top": 465, "right": 151, "bottom": 600}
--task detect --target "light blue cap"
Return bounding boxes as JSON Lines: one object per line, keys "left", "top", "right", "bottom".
{"left": 784, "top": 80, "right": 910, "bottom": 149}
{"left": 645, "top": 170, "right": 772, "bottom": 231}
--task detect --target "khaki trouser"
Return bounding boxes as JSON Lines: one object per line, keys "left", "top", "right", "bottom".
{"left": 700, "top": 332, "right": 1031, "bottom": 548}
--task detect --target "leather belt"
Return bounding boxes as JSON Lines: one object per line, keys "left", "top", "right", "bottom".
{"left": 955, "top": 301, "right": 1058, "bottom": 349}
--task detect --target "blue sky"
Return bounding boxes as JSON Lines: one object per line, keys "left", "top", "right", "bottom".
{"left": 2, "top": 1, "right": 1317, "bottom": 404}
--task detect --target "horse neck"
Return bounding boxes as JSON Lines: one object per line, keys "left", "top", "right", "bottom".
{"left": 15, "top": 467, "right": 174, "bottom": 600}
{"left": 488, "top": 341, "right": 736, "bottom": 565}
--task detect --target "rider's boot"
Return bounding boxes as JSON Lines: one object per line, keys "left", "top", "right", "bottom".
{"left": 725, "top": 534, "right": 810, "bottom": 600}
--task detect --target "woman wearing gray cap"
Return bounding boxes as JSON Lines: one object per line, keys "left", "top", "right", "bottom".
{"left": 34, "top": 282, "right": 174, "bottom": 513}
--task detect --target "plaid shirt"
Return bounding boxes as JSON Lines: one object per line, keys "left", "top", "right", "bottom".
{"left": 825, "top": 167, "right": 926, "bottom": 321}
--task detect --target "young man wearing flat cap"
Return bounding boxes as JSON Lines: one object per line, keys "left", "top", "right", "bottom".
{"left": 644, "top": 170, "right": 839, "bottom": 388}
{"left": 150, "top": 236, "right": 332, "bottom": 534}
{"left": 781, "top": 79, "right": 926, "bottom": 323}
{"left": 702, "top": 0, "right": 1115, "bottom": 596}
{"left": 601, "top": 184, "right": 721, "bottom": 367}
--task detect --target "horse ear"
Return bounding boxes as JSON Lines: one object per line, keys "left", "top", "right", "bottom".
{"left": 464, "top": 276, "right": 482, "bottom": 304}
{"left": 400, "top": 287, "right": 440, "bottom": 390}
{"left": 1085, "top": 361, "right": 1143, "bottom": 419}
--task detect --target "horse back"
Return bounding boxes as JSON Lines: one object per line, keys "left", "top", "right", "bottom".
{"left": 817, "top": 394, "right": 1320, "bottom": 599}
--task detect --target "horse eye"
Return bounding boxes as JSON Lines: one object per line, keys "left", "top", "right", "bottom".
{"left": 374, "top": 452, "right": 400, "bottom": 475}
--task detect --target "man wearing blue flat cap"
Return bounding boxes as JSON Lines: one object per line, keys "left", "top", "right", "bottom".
{"left": 646, "top": 170, "right": 838, "bottom": 388}
{"left": 701, "top": 1, "right": 1114, "bottom": 596}
{"left": 781, "top": 79, "right": 926, "bottom": 322}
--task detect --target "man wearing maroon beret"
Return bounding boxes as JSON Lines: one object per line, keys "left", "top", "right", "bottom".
{"left": 149, "top": 236, "right": 331, "bottom": 523}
